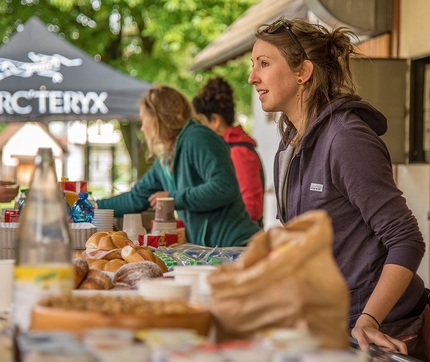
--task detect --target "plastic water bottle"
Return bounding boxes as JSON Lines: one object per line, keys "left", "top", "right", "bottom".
{"left": 14, "top": 189, "right": 28, "bottom": 215}
{"left": 14, "top": 147, "right": 74, "bottom": 332}
{"left": 71, "top": 192, "right": 94, "bottom": 223}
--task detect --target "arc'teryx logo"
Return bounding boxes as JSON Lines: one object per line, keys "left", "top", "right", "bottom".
{"left": 0, "top": 52, "right": 82, "bottom": 83}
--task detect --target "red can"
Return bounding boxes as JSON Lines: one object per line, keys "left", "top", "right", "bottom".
{"left": 4, "top": 209, "right": 19, "bottom": 223}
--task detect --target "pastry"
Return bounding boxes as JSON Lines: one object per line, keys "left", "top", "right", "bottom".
{"left": 114, "top": 261, "right": 163, "bottom": 290}
{"left": 73, "top": 258, "right": 89, "bottom": 289}
{"left": 78, "top": 269, "right": 113, "bottom": 290}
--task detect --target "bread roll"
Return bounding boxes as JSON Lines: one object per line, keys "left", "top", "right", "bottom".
{"left": 111, "top": 282, "right": 133, "bottom": 291}
{"left": 85, "top": 258, "right": 96, "bottom": 266}
{"left": 101, "top": 249, "right": 123, "bottom": 261}
{"left": 135, "top": 246, "right": 156, "bottom": 262}
{"left": 73, "top": 251, "right": 83, "bottom": 259}
{"left": 154, "top": 255, "right": 168, "bottom": 273}
{"left": 85, "top": 231, "right": 129, "bottom": 251}
{"left": 78, "top": 269, "right": 113, "bottom": 290}
{"left": 90, "top": 259, "right": 108, "bottom": 271}
{"left": 114, "top": 261, "right": 163, "bottom": 290}
{"left": 78, "top": 278, "right": 106, "bottom": 290}
{"left": 89, "top": 258, "right": 128, "bottom": 273}
{"left": 104, "top": 259, "right": 128, "bottom": 273}
{"left": 121, "top": 245, "right": 146, "bottom": 263}
{"left": 73, "top": 258, "right": 89, "bottom": 289}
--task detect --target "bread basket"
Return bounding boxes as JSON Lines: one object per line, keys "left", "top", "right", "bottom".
{"left": 31, "top": 295, "right": 212, "bottom": 336}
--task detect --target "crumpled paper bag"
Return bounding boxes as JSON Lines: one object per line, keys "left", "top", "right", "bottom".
{"left": 207, "top": 210, "right": 350, "bottom": 350}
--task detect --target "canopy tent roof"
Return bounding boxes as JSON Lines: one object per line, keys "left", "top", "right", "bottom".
{"left": 0, "top": 16, "right": 152, "bottom": 122}
{"left": 192, "top": 0, "right": 391, "bottom": 71}
{"left": 192, "top": 0, "right": 308, "bottom": 71}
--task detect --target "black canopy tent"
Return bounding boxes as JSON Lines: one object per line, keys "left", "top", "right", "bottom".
{"left": 0, "top": 16, "right": 153, "bottom": 184}
{"left": 0, "top": 16, "right": 152, "bottom": 122}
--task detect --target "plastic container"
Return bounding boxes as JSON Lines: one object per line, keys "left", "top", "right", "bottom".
{"left": 71, "top": 192, "right": 94, "bottom": 223}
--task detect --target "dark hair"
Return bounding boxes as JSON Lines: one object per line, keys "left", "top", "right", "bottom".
{"left": 255, "top": 18, "right": 361, "bottom": 146}
{"left": 192, "top": 76, "right": 236, "bottom": 126}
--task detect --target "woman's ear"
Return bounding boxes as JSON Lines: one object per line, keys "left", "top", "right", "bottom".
{"left": 209, "top": 113, "right": 222, "bottom": 131}
{"left": 299, "top": 60, "right": 314, "bottom": 83}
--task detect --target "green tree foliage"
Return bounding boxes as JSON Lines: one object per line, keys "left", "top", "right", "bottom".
{"left": 0, "top": 0, "right": 258, "bottom": 115}
{"left": 0, "top": 0, "right": 259, "bottom": 178}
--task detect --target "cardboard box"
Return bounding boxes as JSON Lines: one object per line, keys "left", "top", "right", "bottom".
{"left": 59, "top": 180, "right": 87, "bottom": 193}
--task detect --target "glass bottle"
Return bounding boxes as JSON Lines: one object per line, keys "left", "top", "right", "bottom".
{"left": 71, "top": 192, "right": 94, "bottom": 223}
{"left": 14, "top": 147, "right": 74, "bottom": 332}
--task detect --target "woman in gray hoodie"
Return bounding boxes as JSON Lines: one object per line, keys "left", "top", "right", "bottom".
{"left": 248, "top": 17, "right": 428, "bottom": 359}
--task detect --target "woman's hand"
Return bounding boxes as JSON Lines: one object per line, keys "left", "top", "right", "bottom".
{"left": 148, "top": 191, "right": 169, "bottom": 208}
{"left": 351, "top": 314, "right": 408, "bottom": 355}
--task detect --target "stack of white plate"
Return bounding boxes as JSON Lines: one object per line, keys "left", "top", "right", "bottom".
{"left": 92, "top": 209, "right": 114, "bottom": 231}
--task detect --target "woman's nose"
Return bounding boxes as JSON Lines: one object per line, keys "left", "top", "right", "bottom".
{"left": 248, "top": 68, "right": 257, "bottom": 84}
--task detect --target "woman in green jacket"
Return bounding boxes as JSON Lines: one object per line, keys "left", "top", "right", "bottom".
{"left": 97, "top": 85, "right": 261, "bottom": 247}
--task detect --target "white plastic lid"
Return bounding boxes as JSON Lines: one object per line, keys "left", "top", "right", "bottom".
{"left": 152, "top": 221, "right": 177, "bottom": 232}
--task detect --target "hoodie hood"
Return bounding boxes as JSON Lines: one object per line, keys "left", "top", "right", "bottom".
{"left": 223, "top": 125, "right": 257, "bottom": 146}
{"left": 318, "top": 95, "right": 387, "bottom": 135}
{"left": 303, "top": 95, "right": 388, "bottom": 146}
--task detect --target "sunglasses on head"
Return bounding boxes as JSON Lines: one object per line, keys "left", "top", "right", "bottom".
{"left": 263, "top": 20, "right": 308, "bottom": 60}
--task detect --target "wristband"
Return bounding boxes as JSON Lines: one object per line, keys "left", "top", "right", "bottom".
{"left": 361, "top": 312, "right": 381, "bottom": 327}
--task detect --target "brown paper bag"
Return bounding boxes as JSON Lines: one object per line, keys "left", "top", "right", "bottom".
{"left": 207, "top": 210, "right": 350, "bottom": 350}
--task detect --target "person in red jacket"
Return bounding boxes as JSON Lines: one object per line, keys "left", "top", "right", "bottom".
{"left": 193, "top": 77, "right": 264, "bottom": 227}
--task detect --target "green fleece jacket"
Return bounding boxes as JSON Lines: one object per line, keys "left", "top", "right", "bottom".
{"left": 97, "top": 120, "right": 261, "bottom": 247}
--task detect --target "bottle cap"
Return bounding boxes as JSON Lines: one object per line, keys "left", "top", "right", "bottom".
{"left": 78, "top": 192, "right": 88, "bottom": 199}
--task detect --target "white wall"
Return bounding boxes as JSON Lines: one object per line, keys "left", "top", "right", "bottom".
{"left": 396, "top": 1, "right": 430, "bottom": 286}
{"left": 252, "top": 89, "right": 283, "bottom": 230}
{"left": 399, "top": 0, "right": 430, "bottom": 59}
{"left": 397, "top": 165, "right": 430, "bottom": 285}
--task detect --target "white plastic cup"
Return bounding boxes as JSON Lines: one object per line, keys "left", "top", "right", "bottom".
{"left": 122, "top": 213, "right": 143, "bottom": 230}
{"left": 0, "top": 259, "right": 15, "bottom": 312}
{"left": 138, "top": 279, "right": 191, "bottom": 301}
{"left": 174, "top": 265, "right": 216, "bottom": 304}
{"left": 122, "top": 213, "right": 147, "bottom": 241}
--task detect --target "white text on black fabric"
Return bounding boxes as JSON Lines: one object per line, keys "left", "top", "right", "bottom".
{"left": 0, "top": 90, "right": 108, "bottom": 115}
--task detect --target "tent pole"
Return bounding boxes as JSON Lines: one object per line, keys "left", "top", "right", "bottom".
{"left": 131, "top": 121, "right": 138, "bottom": 183}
